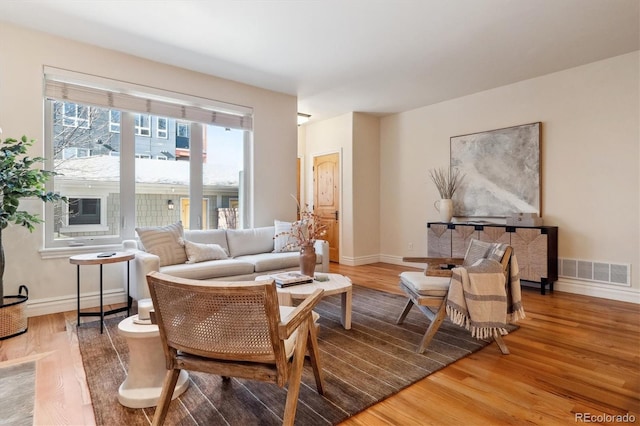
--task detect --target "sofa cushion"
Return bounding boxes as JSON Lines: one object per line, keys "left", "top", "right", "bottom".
{"left": 160, "top": 259, "right": 255, "bottom": 280}
{"left": 226, "top": 226, "right": 275, "bottom": 257}
{"left": 399, "top": 271, "right": 450, "bottom": 297}
{"left": 135, "top": 222, "right": 187, "bottom": 267}
{"left": 239, "top": 252, "right": 300, "bottom": 272}
{"left": 183, "top": 240, "right": 228, "bottom": 264}
{"left": 238, "top": 251, "right": 323, "bottom": 273}
{"left": 273, "top": 220, "right": 300, "bottom": 253}
{"left": 184, "top": 229, "right": 230, "bottom": 255}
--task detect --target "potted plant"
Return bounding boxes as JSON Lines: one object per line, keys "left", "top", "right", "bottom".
{"left": 0, "top": 132, "right": 64, "bottom": 339}
{"left": 429, "top": 167, "right": 464, "bottom": 223}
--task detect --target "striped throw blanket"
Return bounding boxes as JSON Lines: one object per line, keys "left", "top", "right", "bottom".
{"left": 446, "top": 255, "right": 526, "bottom": 339}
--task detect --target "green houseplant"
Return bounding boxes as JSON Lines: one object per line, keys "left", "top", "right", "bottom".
{"left": 0, "top": 133, "right": 64, "bottom": 313}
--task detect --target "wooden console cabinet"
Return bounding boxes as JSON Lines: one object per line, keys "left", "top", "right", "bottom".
{"left": 427, "top": 222, "right": 558, "bottom": 295}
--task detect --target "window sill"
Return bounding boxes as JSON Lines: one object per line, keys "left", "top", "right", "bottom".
{"left": 40, "top": 243, "right": 124, "bottom": 260}
{"left": 59, "top": 225, "right": 110, "bottom": 233}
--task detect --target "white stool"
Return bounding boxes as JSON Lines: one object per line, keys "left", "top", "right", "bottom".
{"left": 117, "top": 315, "right": 189, "bottom": 408}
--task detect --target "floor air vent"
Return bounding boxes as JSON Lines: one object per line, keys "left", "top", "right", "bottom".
{"left": 559, "top": 258, "right": 630, "bottom": 286}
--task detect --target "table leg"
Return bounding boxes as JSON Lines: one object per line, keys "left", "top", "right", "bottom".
{"left": 99, "top": 264, "right": 104, "bottom": 334}
{"left": 126, "top": 260, "right": 131, "bottom": 317}
{"left": 341, "top": 287, "right": 352, "bottom": 330}
{"left": 278, "top": 291, "right": 293, "bottom": 307}
{"left": 76, "top": 265, "right": 80, "bottom": 327}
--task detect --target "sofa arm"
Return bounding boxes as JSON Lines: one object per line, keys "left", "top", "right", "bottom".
{"left": 123, "top": 240, "right": 160, "bottom": 300}
{"left": 122, "top": 239, "right": 139, "bottom": 251}
{"left": 314, "top": 239, "right": 330, "bottom": 272}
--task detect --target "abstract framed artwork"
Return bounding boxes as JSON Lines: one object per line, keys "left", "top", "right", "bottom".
{"left": 450, "top": 122, "right": 541, "bottom": 218}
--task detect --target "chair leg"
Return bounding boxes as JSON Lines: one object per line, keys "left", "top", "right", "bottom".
{"left": 396, "top": 298, "right": 414, "bottom": 324}
{"left": 416, "top": 298, "right": 447, "bottom": 354}
{"left": 283, "top": 320, "right": 309, "bottom": 426}
{"left": 493, "top": 333, "right": 510, "bottom": 355}
{"left": 306, "top": 317, "right": 325, "bottom": 395}
{"left": 152, "top": 369, "right": 181, "bottom": 426}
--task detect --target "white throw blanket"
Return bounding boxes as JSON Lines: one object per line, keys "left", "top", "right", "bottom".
{"left": 446, "top": 255, "right": 525, "bottom": 339}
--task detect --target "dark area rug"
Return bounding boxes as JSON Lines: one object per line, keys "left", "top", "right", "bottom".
{"left": 77, "top": 285, "right": 505, "bottom": 425}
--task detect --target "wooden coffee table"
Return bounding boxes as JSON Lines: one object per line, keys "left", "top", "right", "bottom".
{"left": 256, "top": 273, "right": 352, "bottom": 329}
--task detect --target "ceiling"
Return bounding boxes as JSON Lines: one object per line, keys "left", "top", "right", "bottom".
{"left": 1, "top": 0, "right": 638, "bottom": 123}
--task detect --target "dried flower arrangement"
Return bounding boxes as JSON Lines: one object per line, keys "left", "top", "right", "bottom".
{"left": 429, "top": 167, "right": 465, "bottom": 199}
{"left": 276, "top": 198, "right": 327, "bottom": 250}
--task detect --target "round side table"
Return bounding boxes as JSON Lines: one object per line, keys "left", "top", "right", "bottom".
{"left": 69, "top": 251, "right": 134, "bottom": 334}
{"left": 117, "top": 315, "right": 189, "bottom": 408}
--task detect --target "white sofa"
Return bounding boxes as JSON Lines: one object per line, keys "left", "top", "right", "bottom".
{"left": 123, "top": 225, "right": 329, "bottom": 300}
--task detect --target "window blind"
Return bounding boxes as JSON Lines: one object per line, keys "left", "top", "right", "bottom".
{"left": 44, "top": 72, "right": 253, "bottom": 131}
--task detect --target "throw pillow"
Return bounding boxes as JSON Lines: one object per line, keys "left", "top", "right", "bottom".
{"left": 226, "top": 226, "right": 275, "bottom": 257}
{"left": 182, "top": 240, "right": 228, "bottom": 264}
{"left": 135, "top": 222, "right": 187, "bottom": 267}
{"left": 273, "top": 220, "right": 300, "bottom": 253}
{"left": 487, "top": 242, "right": 508, "bottom": 263}
{"left": 462, "top": 239, "right": 493, "bottom": 266}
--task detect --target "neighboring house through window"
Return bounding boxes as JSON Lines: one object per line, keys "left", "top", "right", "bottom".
{"left": 157, "top": 117, "right": 168, "bottom": 139}
{"left": 43, "top": 68, "right": 253, "bottom": 249}
{"left": 68, "top": 198, "right": 101, "bottom": 225}
{"left": 63, "top": 103, "right": 90, "bottom": 128}
{"left": 135, "top": 114, "right": 151, "bottom": 136}
{"left": 109, "top": 110, "right": 120, "bottom": 133}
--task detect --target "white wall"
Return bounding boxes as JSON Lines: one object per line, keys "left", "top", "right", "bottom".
{"left": 300, "top": 112, "right": 381, "bottom": 265}
{"left": 352, "top": 113, "right": 381, "bottom": 263}
{"left": 0, "top": 23, "right": 298, "bottom": 315}
{"left": 303, "top": 113, "right": 353, "bottom": 260}
{"left": 379, "top": 52, "right": 639, "bottom": 302}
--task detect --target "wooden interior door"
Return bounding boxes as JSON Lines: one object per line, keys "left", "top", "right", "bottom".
{"left": 314, "top": 153, "right": 339, "bottom": 262}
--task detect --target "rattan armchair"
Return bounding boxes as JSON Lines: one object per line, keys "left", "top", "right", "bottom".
{"left": 146, "top": 271, "right": 325, "bottom": 426}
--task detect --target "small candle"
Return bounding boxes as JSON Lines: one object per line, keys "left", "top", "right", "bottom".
{"left": 138, "top": 298, "right": 153, "bottom": 321}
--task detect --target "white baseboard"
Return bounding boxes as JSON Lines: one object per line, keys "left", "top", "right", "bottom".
{"left": 339, "top": 254, "right": 381, "bottom": 266}
{"left": 378, "top": 254, "right": 426, "bottom": 268}
{"left": 555, "top": 278, "right": 640, "bottom": 304}
{"left": 26, "top": 290, "right": 129, "bottom": 318}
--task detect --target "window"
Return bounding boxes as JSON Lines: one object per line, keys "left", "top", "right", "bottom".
{"left": 63, "top": 103, "right": 90, "bottom": 128}
{"left": 157, "top": 117, "right": 168, "bottom": 139}
{"left": 109, "top": 111, "right": 120, "bottom": 133}
{"left": 57, "top": 194, "right": 109, "bottom": 234}
{"left": 176, "top": 122, "right": 190, "bottom": 149}
{"left": 135, "top": 114, "right": 151, "bottom": 136}
{"left": 68, "top": 198, "right": 101, "bottom": 225}
{"left": 44, "top": 69, "right": 253, "bottom": 248}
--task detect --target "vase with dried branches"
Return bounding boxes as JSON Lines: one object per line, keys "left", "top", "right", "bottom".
{"left": 429, "top": 167, "right": 464, "bottom": 222}
{"left": 275, "top": 197, "right": 327, "bottom": 276}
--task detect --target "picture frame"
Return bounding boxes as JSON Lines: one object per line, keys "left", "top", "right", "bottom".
{"left": 450, "top": 122, "right": 541, "bottom": 218}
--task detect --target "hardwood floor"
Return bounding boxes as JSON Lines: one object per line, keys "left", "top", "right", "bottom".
{"left": 1, "top": 262, "right": 638, "bottom": 425}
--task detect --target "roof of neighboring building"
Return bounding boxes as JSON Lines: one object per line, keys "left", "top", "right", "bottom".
{"left": 54, "top": 156, "right": 240, "bottom": 187}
